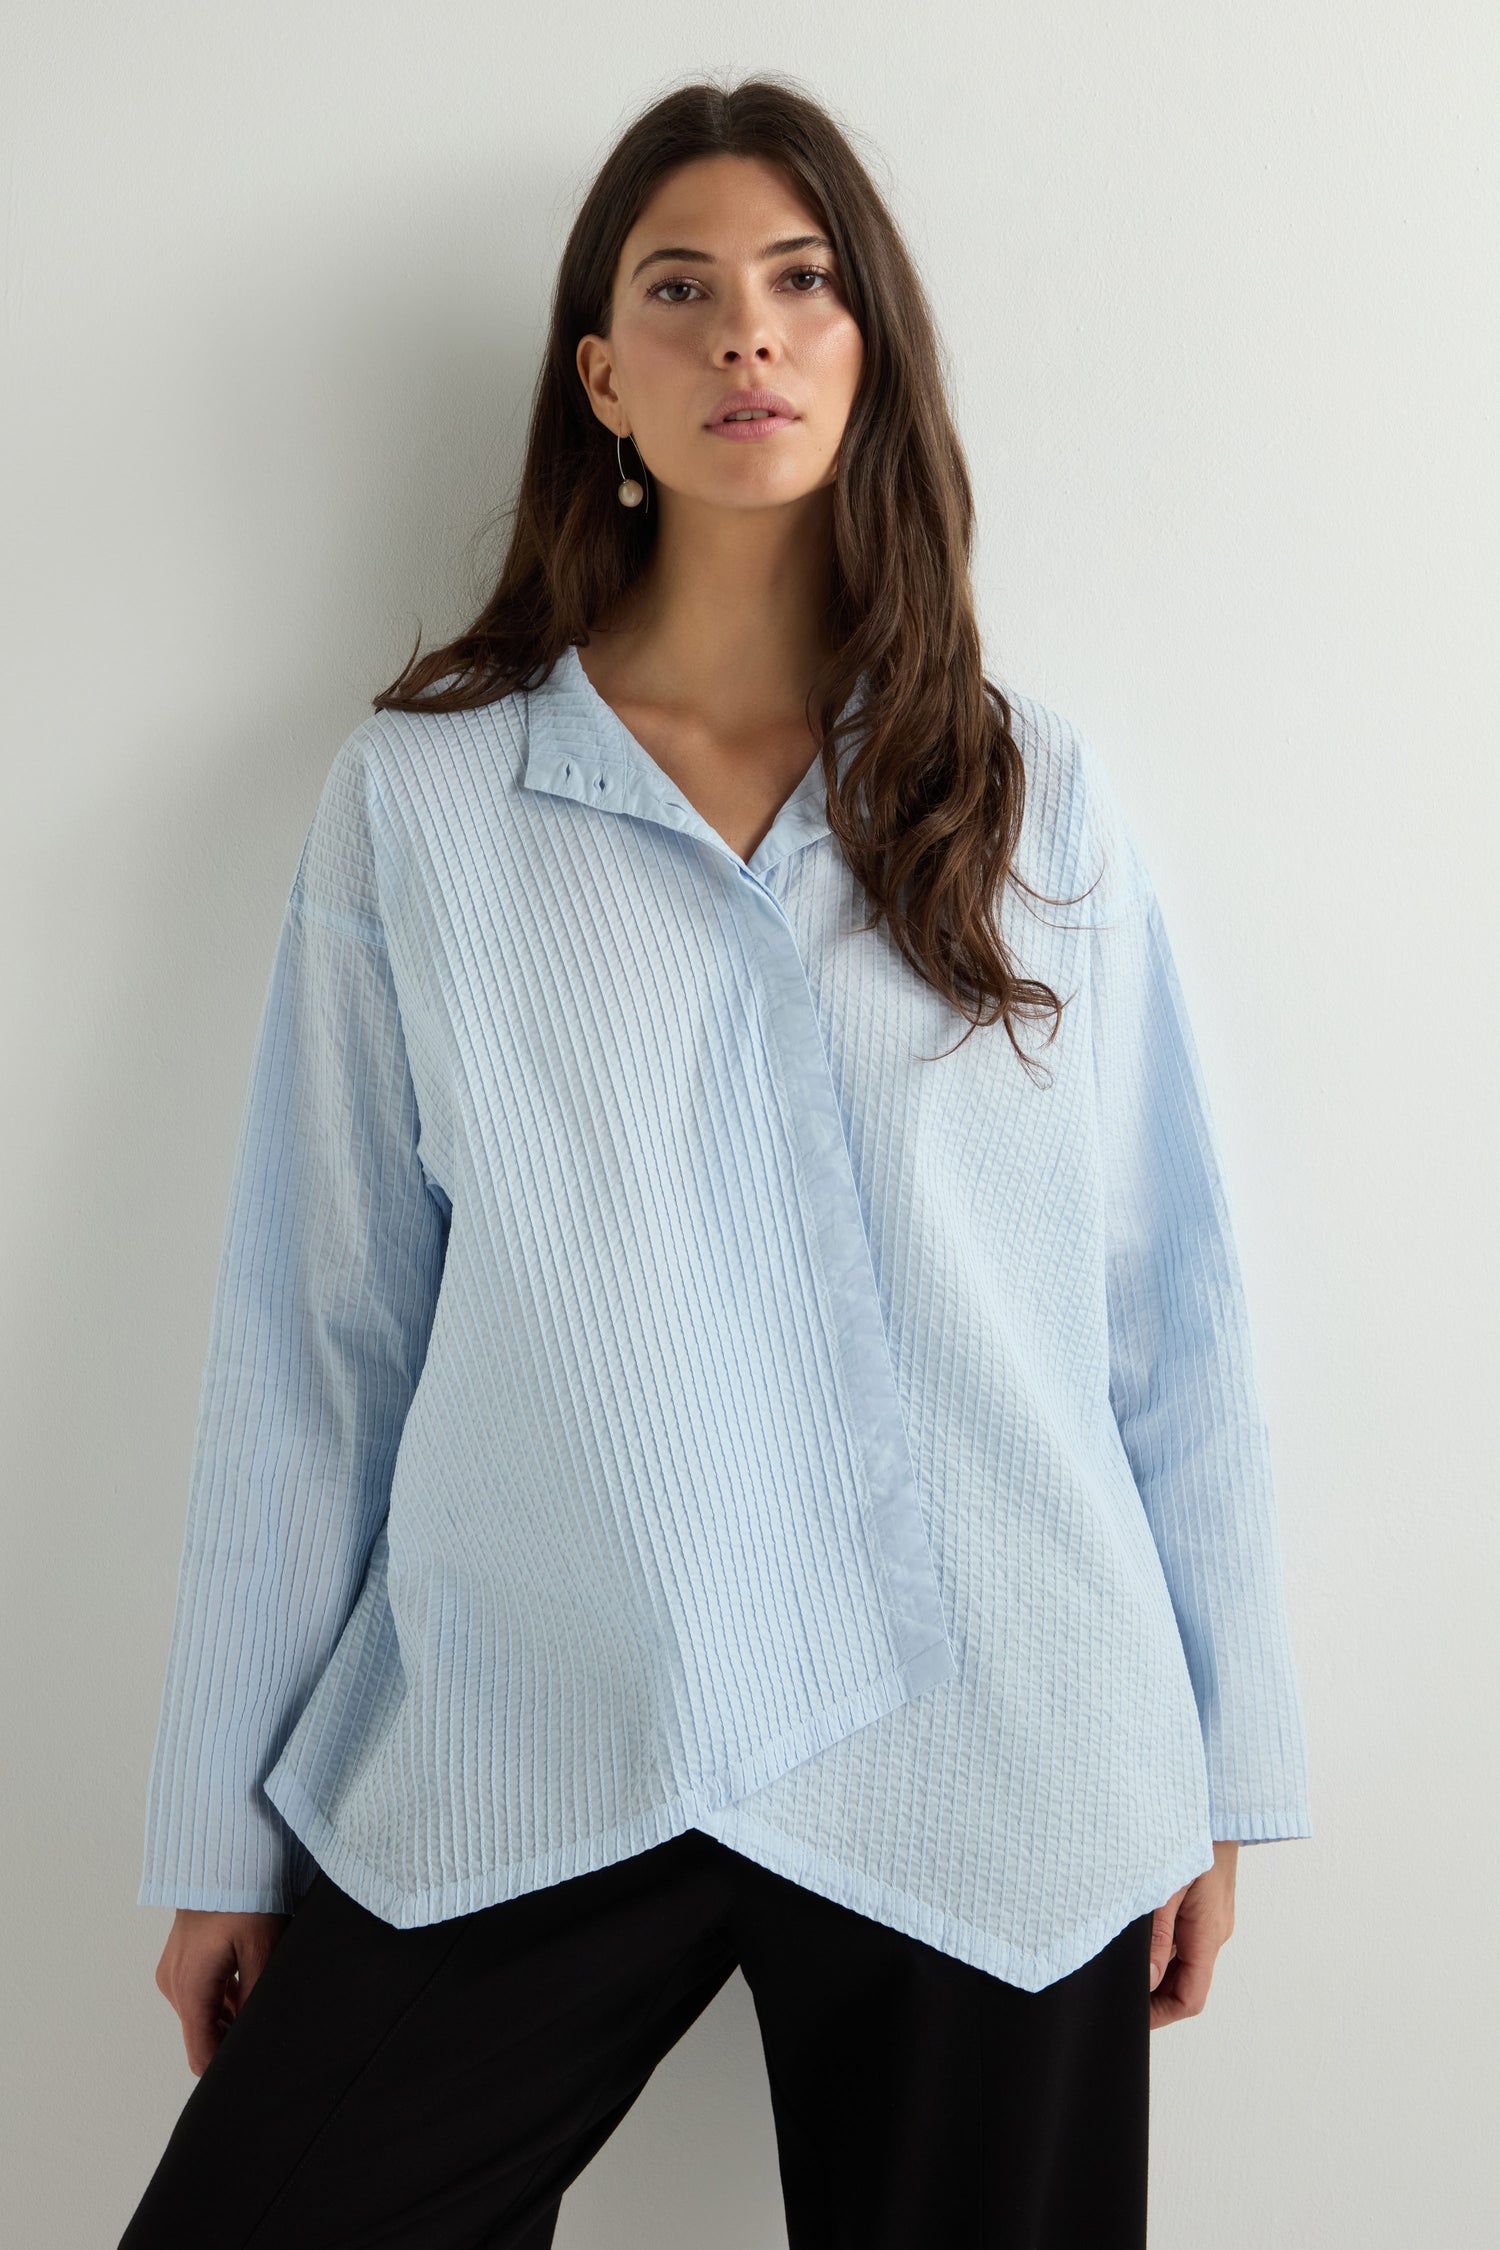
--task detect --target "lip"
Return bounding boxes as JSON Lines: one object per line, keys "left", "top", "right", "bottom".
{"left": 705, "top": 388, "right": 800, "bottom": 441}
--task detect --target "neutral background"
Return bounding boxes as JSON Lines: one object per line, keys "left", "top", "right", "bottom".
{"left": 3, "top": 4, "right": 1495, "bottom": 2244}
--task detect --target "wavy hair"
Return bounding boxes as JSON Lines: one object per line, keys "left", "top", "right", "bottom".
{"left": 373, "top": 73, "right": 1080, "bottom": 1069}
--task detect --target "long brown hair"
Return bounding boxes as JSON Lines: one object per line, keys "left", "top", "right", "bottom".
{"left": 374, "top": 73, "right": 1077, "bottom": 1069}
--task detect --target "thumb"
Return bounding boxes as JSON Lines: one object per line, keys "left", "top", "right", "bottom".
{"left": 231, "top": 1916, "right": 291, "bottom": 2007}
{"left": 1149, "top": 1896, "right": 1183, "bottom": 1990}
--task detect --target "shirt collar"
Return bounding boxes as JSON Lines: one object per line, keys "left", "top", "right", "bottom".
{"left": 521, "top": 640, "right": 872, "bottom": 882}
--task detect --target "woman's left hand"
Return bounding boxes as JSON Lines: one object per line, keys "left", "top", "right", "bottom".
{"left": 1147, "top": 1839, "right": 1238, "bottom": 2028}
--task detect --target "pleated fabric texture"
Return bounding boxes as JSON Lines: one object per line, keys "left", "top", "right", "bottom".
{"left": 137, "top": 644, "right": 1312, "bottom": 1991}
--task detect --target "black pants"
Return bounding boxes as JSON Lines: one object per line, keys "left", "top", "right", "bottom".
{"left": 120, "top": 1827, "right": 1152, "bottom": 2248}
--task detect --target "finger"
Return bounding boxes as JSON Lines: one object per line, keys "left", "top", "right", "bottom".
{"left": 1155, "top": 1940, "right": 1215, "bottom": 2024}
{"left": 1149, "top": 1903, "right": 1180, "bottom": 1991}
{"left": 175, "top": 1954, "right": 235, "bottom": 2078}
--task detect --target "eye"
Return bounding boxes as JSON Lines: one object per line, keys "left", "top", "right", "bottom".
{"left": 645, "top": 277, "right": 706, "bottom": 304}
{"left": 644, "top": 266, "right": 837, "bottom": 305}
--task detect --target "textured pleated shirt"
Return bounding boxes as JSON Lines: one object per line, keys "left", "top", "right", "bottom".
{"left": 137, "top": 643, "right": 1313, "bottom": 1991}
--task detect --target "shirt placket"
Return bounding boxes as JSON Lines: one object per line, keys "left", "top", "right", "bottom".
{"left": 523, "top": 666, "right": 960, "bottom": 1695}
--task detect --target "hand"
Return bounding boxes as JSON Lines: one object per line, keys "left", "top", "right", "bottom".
{"left": 1147, "top": 1839, "right": 1238, "bottom": 2029}
{"left": 153, "top": 1909, "right": 292, "bottom": 2076}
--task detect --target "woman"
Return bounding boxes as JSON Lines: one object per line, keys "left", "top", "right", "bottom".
{"left": 123, "top": 74, "right": 1312, "bottom": 2250}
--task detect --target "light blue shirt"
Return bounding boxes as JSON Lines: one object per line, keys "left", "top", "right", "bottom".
{"left": 137, "top": 642, "right": 1312, "bottom": 1991}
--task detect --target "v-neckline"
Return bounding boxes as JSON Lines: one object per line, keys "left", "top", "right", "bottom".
{"left": 559, "top": 640, "right": 856, "bottom": 881}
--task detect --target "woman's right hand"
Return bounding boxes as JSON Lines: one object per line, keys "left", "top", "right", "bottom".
{"left": 153, "top": 1910, "right": 291, "bottom": 2076}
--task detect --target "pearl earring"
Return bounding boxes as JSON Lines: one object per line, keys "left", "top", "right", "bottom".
{"left": 616, "top": 431, "right": 648, "bottom": 511}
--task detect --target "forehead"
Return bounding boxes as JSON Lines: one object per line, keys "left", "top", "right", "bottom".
{"left": 621, "top": 153, "right": 821, "bottom": 251}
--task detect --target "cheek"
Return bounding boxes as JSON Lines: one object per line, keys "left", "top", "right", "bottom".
{"left": 804, "top": 311, "right": 864, "bottom": 405}
{"left": 621, "top": 321, "right": 699, "bottom": 412}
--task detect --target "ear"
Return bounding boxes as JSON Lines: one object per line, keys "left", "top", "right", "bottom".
{"left": 576, "top": 334, "right": 623, "bottom": 433}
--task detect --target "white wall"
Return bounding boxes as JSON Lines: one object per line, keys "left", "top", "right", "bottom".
{"left": 3, "top": 5, "right": 1495, "bottom": 2244}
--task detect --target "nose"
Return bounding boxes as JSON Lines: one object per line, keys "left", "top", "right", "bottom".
{"left": 712, "top": 278, "right": 782, "bottom": 367}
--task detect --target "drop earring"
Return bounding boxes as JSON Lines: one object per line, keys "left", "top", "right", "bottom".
{"left": 616, "top": 431, "right": 649, "bottom": 511}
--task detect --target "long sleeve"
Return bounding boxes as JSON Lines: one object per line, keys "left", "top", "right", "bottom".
{"left": 1081, "top": 734, "right": 1313, "bottom": 1844}
{"left": 137, "top": 730, "right": 450, "bottom": 1913}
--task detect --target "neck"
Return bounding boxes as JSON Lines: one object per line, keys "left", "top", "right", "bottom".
{"left": 591, "top": 486, "right": 836, "bottom": 728}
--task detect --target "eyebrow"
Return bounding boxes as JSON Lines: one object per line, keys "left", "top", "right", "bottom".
{"left": 628, "top": 233, "right": 835, "bottom": 284}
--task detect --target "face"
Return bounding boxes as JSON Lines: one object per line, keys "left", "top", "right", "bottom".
{"left": 576, "top": 154, "right": 865, "bottom": 514}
